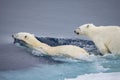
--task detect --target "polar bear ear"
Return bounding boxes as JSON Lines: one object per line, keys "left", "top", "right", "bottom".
{"left": 86, "top": 25, "right": 90, "bottom": 28}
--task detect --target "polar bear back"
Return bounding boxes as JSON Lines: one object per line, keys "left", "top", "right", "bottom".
{"left": 94, "top": 26, "right": 120, "bottom": 39}
{"left": 52, "top": 45, "right": 88, "bottom": 58}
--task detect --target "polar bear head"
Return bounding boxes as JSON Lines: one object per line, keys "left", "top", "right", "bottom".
{"left": 12, "top": 32, "right": 39, "bottom": 47}
{"left": 74, "top": 23, "right": 95, "bottom": 35}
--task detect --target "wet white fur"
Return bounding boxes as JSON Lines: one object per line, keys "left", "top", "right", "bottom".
{"left": 13, "top": 32, "right": 89, "bottom": 59}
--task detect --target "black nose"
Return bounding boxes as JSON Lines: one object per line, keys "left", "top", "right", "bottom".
{"left": 12, "top": 35, "right": 14, "bottom": 38}
{"left": 76, "top": 32, "right": 79, "bottom": 35}
{"left": 74, "top": 30, "right": 79, "bottom": 35}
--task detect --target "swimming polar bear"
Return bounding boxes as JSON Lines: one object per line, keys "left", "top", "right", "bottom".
{"left": 12, "top": 32, "right": 89, "bottom": 59}
{"left": 74, "top": 23, "right": 120, "bottom": 55}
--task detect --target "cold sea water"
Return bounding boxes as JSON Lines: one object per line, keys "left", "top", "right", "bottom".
{"left": 0, "top": 37, "right": 120, "bottom": 80}
{"left": 1, "top": 0, "right": 120, "bottom": 80}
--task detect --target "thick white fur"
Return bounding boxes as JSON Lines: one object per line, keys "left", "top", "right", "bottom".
{"left": 75, "top": 23, "right": 120, "bottom": 55}
{"left": 13, "top": 32, "right": 89, "bottom": 59}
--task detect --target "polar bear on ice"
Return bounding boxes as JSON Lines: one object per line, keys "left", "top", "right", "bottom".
{"left": 74, "top": 23, "right": 120, "bottom": 55}
{"left": 12, "top": 32, "right": 89, "bottom": 59}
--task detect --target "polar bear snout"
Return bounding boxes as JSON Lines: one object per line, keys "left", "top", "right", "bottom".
{"left": 74, "top": 29, "right": 79, "bottom": 35}
{"left": 74, "top": 30, "right": 79, "bottom": 35}
{"left": 12, "top": 34, "right": 14, "bottom": 38}
{"left": 12, "top": 34, "right": 18, "bottom": 44}
{"left": 12, "top": 34, "right": 20, "bottom": 40}
{"left": 12, "top": 34, "right": 17, "bottom": 38}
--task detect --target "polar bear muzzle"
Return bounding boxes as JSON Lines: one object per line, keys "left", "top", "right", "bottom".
{"left": 74, "top": 30, "right": 79, "bottom": 35}
{"left": 12, "top": 34, "right": 29, "bottom": 48}
{"left": 74, "top": 29, "right": 80, "bottom": 35}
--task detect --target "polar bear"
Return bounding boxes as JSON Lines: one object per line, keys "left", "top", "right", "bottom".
{"left": 12, "top": 32, "right": 89, "bottom": 59}
{"left": 74, "top": 23, "right": 120, "bottom": 55}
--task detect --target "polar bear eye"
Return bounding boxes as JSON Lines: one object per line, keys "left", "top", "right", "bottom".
{"left": 24, "top": 35, "right": 27, "bottom": 39}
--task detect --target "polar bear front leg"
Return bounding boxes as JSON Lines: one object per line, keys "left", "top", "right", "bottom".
{"left": 94, "top": 42, "right": 109, "bottom": 55}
